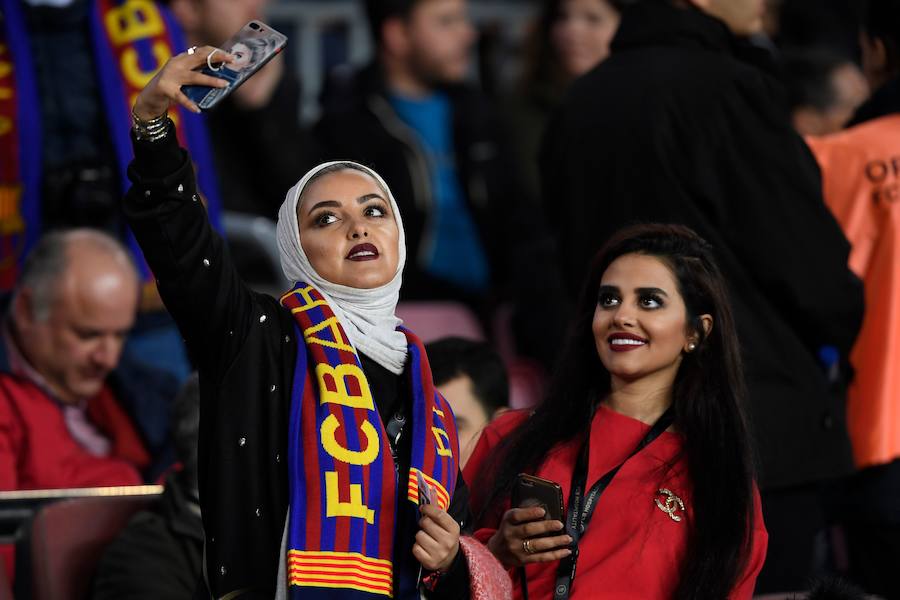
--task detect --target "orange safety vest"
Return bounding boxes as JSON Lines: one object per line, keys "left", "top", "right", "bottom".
{"left": 808, "top": 114, "right": 900, "bottom": 469}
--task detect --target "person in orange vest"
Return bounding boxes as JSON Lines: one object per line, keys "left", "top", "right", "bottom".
{"left": 806, "top": 1, "right": 900, "bottom": 597}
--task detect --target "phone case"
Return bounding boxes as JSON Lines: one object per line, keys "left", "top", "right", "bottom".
{"left": 512, "top": 473, "right": 565, "bottom": 524}
{"left": 182, "top": 20, "right": 287, "bottom": 110}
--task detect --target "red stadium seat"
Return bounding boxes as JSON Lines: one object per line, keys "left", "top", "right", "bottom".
{"left": 27, "top": 495, "right": 156, "bottom": 600}
{"left": 0, "top": 560, "right": 11, "bottom": 600}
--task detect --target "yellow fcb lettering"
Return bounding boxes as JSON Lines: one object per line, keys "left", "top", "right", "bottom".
{"left": 121, "top": 41, "right": 170, "bottom": 88}
{"left": 304, "top": 317, "right": 354, "bottom": 352}
{"left": 325, "top": 471, "right": 375, "bottom": 524}
{"left": 321, "top": 414, "right": 380, "bottom": 466}
{"left": 432, "top": 427, "right": 453, "bottom": 457}
{"left": 0, "top": 117, "right": 11, "bottom": 137}
{"left": 315, "top": 363, "right": 374, "bottom": 410}
{"left": 105, "top": 0, "right": 164, "bottom": 46}
{"left": 0, "top": 45, "right": 13, "bottom": 104}
{"left": 0, "top": 186, "right": 25, "bottom": 234}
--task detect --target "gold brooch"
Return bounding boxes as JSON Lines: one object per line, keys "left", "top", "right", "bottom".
{"left": 655, "top": 488, "right": 685, "bottom": 522}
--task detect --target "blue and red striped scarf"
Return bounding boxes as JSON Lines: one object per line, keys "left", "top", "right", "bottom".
{"left": 0, "top": 0, "right": 222, "bottom": 290}
{"left": 280, "top": 283, "right": 459, "bottom": 599}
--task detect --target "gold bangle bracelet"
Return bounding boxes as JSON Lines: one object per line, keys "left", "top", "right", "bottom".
{"left": 132, "top": 110, "right": 171, "bottom": 142}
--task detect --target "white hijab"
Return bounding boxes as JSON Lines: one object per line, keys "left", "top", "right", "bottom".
{"left": 276, "top": 161, "right": 408, "bottom": 374}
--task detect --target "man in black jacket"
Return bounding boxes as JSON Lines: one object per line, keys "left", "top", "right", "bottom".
{"left": 313, "top": 0, "right": 566, "bottom": 369}
{"left": 540, "top": 0, "right": 864, "bottom": 592}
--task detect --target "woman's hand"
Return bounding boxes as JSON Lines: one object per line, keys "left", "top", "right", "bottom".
{"left": 487, "top": 507, "right": 572, "bottom": 568}
{"left": 133, "top": 46, "right": 232, "bottom": 119}
{"left": 413, "top": 504, "right": 461, "bottom": 572}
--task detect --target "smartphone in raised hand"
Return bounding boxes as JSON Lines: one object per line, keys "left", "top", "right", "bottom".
{"left": 182, "top": 20, "right": 287, "bottom": 111}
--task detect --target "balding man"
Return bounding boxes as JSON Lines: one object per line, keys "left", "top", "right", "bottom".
{"left": 0, "top": 229, "right": 178, "bottom": 490}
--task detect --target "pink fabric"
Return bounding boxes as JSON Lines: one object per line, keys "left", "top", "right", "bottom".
{"left": 460, "top": 535, "right": 512, "bottom": 600}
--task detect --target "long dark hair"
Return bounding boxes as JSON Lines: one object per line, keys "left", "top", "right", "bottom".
{"left": 473, "top": 223, "right": 755, "bottom": 599}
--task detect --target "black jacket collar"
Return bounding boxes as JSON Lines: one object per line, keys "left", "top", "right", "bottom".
{"left": 849, "top": 76, "right": 900, "bottom": 126}
{"left": 611, "top": 0, "right": 735, "bottom": 55}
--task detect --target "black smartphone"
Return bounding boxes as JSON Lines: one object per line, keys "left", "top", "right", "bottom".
{"left": 182, "top": 20, "right": 287, "bottom": 110}
{"left": 512, "top": 473, "right": 565, "bottom": 526}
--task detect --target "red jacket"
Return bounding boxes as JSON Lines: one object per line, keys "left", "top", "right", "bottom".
{"left": 464, "top": 407, "right": 768, "bottom": 599}
{"left": 0, "top": 374, "right": 147, "bottom": 490}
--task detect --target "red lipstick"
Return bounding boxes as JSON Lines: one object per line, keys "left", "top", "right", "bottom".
{"left": 346, "top": 243, "right": 379, "bottom": 261}
{"left": 608, "top": 332, "right": 648, "bottom": 352}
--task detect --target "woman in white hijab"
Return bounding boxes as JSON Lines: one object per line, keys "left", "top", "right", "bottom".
{"left": 125, "top": 47, "right": 511, "bottom": 600}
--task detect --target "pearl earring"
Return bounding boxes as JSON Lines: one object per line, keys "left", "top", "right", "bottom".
{"left": 687, "top": 343, "right": 697, "bottom": 352}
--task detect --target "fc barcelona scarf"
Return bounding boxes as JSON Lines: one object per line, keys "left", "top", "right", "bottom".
{"left": 281, "top": 283, "right": 459, "bottom": 598}
{"left": 0, "top": 0, "right": 222, "bottom": 290}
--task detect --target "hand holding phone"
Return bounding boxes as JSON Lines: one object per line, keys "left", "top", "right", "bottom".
{"left": 486, "top": 473, "right": 572, "bottom": 568}
{"left": 182, "top": 20, "right": 287, "bottom": 111}
{"left": 512, "top": 473, "right": 565, "bottom": 525}
{"left": 412, "top": 471, "right": 460, "bottom": 578}
{"left": 416, "top": 470, "right": 435, "bottom": 512}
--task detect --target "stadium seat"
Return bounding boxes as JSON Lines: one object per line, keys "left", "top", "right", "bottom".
{"left": 396, "top": 302, "right": 485, "bottom": 342}
{"left": 0, "top": 560, "right": 11, "bottom": 600}
{"left": 223, "top": 212, "right": 291, "bottom": 296}
{"left": 26, "top": 495, "right": 156, "bottom": 600}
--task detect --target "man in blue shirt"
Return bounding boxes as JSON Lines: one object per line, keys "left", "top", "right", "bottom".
{"left": 314, "top": 0, "right": 566, "bottom": 368}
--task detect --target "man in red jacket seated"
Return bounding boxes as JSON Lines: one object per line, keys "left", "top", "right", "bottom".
{"left": 0, "top": 229, "right": 164, "bottom": 490}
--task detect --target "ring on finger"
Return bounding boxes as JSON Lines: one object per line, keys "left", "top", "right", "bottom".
{"left": 523, "top": 539, "right": 535, "bottom": 555}
{"left": 207, "top": 48, "right": 222, "bottom": 72}
{"left": 187, "top": 46, "right": 198, "bottom": 56}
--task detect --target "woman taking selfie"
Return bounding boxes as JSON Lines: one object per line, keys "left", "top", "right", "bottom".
{"left": 465, "top": 224, "right": 768, "bottom": 598}
{"left": 123, "top": 47, "right": 509, "bottom": 599}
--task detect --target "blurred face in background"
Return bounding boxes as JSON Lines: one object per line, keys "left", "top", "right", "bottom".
{"left": 551, "top": 0, "right": 622, "bottom": 80}
{"left": 436, "top": 374, "right": 491, "bottom": 465}
{"left": 403, "top": 0, "right": 477, "bottom": 85}
{"left": 14, "top": 248, "right": 138, "bottom": 406}
{"left": 793, "top": 62, "right": 869, "bottom": 137}
{"left": 690, "top": 0, "right": 765, "bottom": 37}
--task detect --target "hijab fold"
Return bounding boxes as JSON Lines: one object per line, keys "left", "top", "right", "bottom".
{"left": 276, "top": 161, "right": 408, "bottom": 374}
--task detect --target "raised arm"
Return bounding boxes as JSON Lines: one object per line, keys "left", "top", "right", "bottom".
{"left": 123, "top": 47, "right": 261, "bottom": 375}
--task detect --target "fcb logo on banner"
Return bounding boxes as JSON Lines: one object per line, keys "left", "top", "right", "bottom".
{"left": 0, "top": 0, "right": 222, "bottom": 292}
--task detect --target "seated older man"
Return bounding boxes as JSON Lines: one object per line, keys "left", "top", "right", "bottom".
{"left": 0, "top": 229, "right": 177, "bottom": 490}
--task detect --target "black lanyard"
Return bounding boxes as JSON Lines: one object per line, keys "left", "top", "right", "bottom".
{"left": 549, "top": 406, "right": 675, "bottom": 600}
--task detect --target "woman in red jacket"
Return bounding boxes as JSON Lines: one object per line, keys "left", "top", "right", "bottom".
{"left": 465, "top": 224, "right": 767, "bottom": 599}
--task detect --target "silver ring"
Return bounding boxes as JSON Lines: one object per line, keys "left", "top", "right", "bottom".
{"left": 523, "top": 539, "right": 535, "bottom": 555}
{"left": 207, "top": 48, "right": 222, "bottom": 72}
{"left": 187, "top": 46, "right": 198, "bottom": 56}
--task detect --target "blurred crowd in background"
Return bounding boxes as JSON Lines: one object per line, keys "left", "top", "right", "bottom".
{"left": 1, "top": 0, "right": 899, "bottom": 597}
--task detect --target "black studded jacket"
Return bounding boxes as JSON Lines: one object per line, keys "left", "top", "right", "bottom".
{"left": 123, "top": 130, "right": 471, "bottom": 599}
